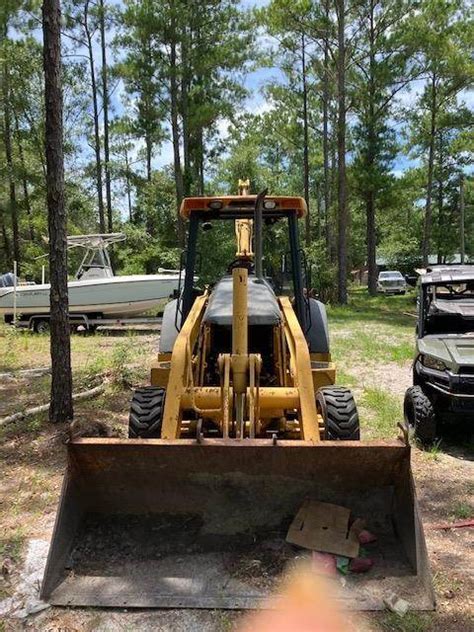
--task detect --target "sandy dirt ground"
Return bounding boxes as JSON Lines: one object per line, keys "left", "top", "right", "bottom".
{"left": 0, "top": 325, "right": 473, "bottom": 632}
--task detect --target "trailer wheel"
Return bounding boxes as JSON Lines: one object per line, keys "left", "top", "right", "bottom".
{"left": 316, "top": 387, "right": 360, "bottom": 440}
{"left": 128, "top": 386, "right": 166, "bottom": 438}
{"left": 404, "top": 386, "right": 436, "bottom": 444}
{"left": 34, "top": 319, "right": 50, "bottom": 334}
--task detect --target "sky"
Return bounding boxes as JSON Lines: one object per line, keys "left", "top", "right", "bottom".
{"left": 106, "top": 0, "right": 471, "bottom": 180}
{"left": 52, "top": 0, "right": 473, "bottom": 189}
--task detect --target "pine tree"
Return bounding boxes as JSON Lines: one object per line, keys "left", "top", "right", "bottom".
{"left": 42, "top": 0, "right": 73, "bottom": 422}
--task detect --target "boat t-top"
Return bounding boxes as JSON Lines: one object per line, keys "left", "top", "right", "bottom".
{"left": 0, "top": 233, "right": 181, "bottom": 330}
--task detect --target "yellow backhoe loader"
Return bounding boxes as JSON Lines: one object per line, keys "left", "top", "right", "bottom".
{"left": 41, "top": 185, "right": 434, "bottom": 610}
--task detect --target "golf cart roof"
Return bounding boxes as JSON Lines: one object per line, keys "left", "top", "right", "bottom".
{"left": 180, "top": 196, "right": 307, "bottom": 220}
{"left": 421, "top": 266, "right": 474, "bottom": 285}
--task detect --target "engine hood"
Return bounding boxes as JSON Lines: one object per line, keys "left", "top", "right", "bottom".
{"left": 419, "top": 336, "right": 474, "bottom": 371}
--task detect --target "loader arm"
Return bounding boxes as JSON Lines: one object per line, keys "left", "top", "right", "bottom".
{"left": 279, "top": 296, "right": 320, "bottom": 441}
{"left": 161, "top": 294, "right": 208, "bottom": 439}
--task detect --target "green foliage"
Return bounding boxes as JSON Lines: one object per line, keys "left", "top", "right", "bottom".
{"left": 450, "top": 501, "right": 472, "bottom": 520}
{"left": 379, "top": 611, "right": 433, "bottom": 632}
{"left": 360, "top": 387, "right": 402, "bottom": 438}
{"left": 109, "top": 340, "right": 134, "bottom": 386}
{"left": 423, "top": 438, "right": 443, "bottom": 461}
{"left": 0, "top": 527, "right": 25, "bottom": 565}
{"left": 1, "top": 0, "right": 473, "bottom": 290}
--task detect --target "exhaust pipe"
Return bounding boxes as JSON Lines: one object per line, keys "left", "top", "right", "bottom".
{"left": 254, "top": 189, "right": 267, "bottom": 281}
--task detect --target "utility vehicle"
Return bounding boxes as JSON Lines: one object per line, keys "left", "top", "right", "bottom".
{"left": 405, "top": 266, "right": 474, "bottom": 442}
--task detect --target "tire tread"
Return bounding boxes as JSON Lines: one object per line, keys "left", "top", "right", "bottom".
{"left": 404, "top": 385, "right": 436, "bottom": 443}
{"left": 317, "top": 386, "right": 360, "bottom": 440}
{"left": 128, "top": 386, "right": 166, "bottom": 438}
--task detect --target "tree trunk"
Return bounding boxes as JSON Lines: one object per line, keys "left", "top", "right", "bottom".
{"left": 459, "top": 175, "right": 465, "bottom": 264}
{"left": 0, "top": 213, "right": 11, "bottom": 262}
{"left": 125, "top": 147, "right": 133, "bottom": 222}
{"left": 14, "top": 112, "right": 35, "bottom": 241}
{"left": 99, "top": 0, "right": 113, "bottom": 232}
{"left": 194, "top": 127, "right": 204, "bottom": 195}
{"left": 423, "top": 72, "right": 436, "bottom": 268}
{"left": 329, "top": 105, "right": 338, "bottom": 263}
{"left": 436, "top": 129, "right": 444, "bottom": 264}
{"left": 42, "top": 0, "right": 73, "bottom": 423}
{"left": 336, "top": 0, "right": 347, "bottom": 304}
{"left": 169, "top": 20, "right": 185, "bottom": 246}
{"left": 366, "top": 192, "right": 376, "bottom": 294}
{"left": 301, "top": 33, "right": 311, "bottom": 246}
{"left": 144, "top": 133, "right": 152, "bottom": 182}
{"left": 199, "top": 130, "right": 205, "bottom": 194}
{"left": 366, "top": 0, "right": 377, "bottom": 296}
{"left": 322, "top": 5, "right": 331, "bottom": 252}
{"left": 84, "top": 0, "right": 105, "bottom": 233}
{"left": 2, "top": 51, "right": 20, "bottom": 269}
{"left": 436, "top": 177, "right": 443, "bottom": 265}
{"left": 181, "top": 27, "right": 192, "bottom": 197}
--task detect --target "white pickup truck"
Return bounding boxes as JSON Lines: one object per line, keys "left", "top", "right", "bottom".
{"left": 377, "top": 270, "right": 407, "bottom": 295}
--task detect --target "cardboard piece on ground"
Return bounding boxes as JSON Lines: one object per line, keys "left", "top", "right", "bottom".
{"left": 286, "top": 499, "right": 360, "bottom": 558}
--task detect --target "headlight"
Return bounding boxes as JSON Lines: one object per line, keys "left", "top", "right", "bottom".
{"left": 421, "top": 355, "right": 447, "bottom": 371}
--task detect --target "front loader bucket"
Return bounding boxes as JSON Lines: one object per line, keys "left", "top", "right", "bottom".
{"left": 41, "top": 438, "right": 434, "bottom": 610}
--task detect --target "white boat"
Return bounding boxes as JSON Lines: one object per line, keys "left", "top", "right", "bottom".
{"left": 0, "top": 234, "right": 181, "bottom": 321}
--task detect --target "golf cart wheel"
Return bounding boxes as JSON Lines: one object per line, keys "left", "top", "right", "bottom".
{"left": 404, "top": 386, "right": 436, "bottom": 443}
{"left": 128, "top": 386, "right": 166, "bottom": 438}
{"left": 316, "top": 386, "right": 360, "bottom": 440}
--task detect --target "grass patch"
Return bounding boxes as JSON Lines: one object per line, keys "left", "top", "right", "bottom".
{"left": 327, "top": 288, "right": 416, "bottom": 328}
{"left": 25, "top": 414, "right": 45, "bottom": 433}
{"left": 433, "top": 570, "right": 462, "bottom": 596}
{"left": 352, "top": 332, "right": 413, "bottom": 364}
{"left": 422, "top": 439, "right": 443, "bottom": 461}
{"left": 0, "top": 528, "right": 25, "bottom": 564}
{"left": 330, "top": 325, "right": 414, "bottom": 372}
{"left": 450, "top": 501, "right": 472, "bottom": 520}
{"left": 335, "top": 368, "right": 358, "bottom": 388}
{"left": 0, "top": 324, "right": 154, "bottom": 373}
{"left": 360, "top": 387, "right": 402, "bottom": 438}
{"left": 378, "top": 611, "right": 433, "bottom": 632}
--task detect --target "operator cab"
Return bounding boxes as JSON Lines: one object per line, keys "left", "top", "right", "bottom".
{"left": 178, "top": 194, "right": 309, "bottom": 331}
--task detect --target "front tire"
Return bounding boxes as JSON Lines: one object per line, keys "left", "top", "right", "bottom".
{"left": 404, "top": 386, "right": 436, "bottom": 443}
{"left": 316, "top": 387, "right": 360, "bottom": 440}
{"left": 129, "top": 386, "right": 166, "bottom": 438}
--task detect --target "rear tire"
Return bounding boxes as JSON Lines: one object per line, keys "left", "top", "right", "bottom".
{"left": 129, "top": 386, "right": 166, "bottom": 438}
{"left": 404, "top": 386, "right": 436, "bottom": 444}
{"left": 316, "top": 387, "right": 360, "bottom": 440}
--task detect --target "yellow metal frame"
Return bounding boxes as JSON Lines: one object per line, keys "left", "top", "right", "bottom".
{"left": 279, "top": 297, "right": 321, "bottom": 442}
{"left": 180, "top": 195, "right": 307, "bottom": 219}
{"left": 161, "top": 295, "right": 208, "bottom": 439}
{"left": 158, "top": 294, "right": 323, "bottom": 442}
